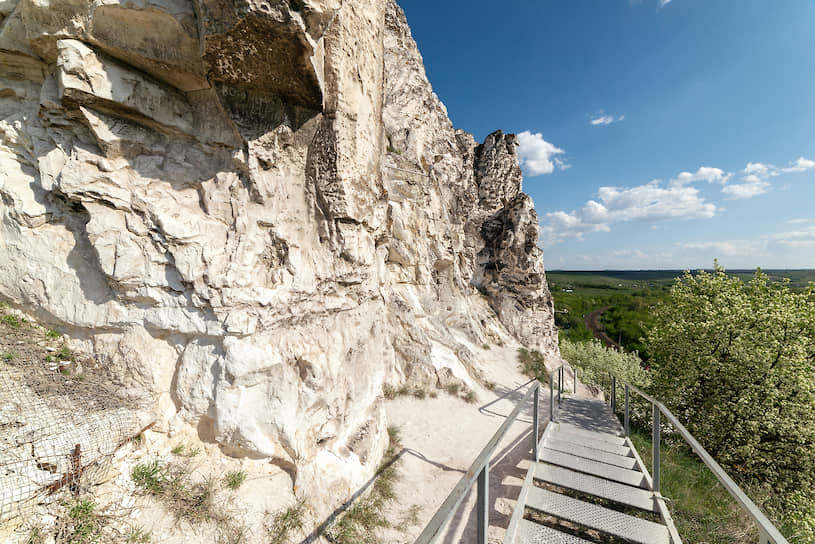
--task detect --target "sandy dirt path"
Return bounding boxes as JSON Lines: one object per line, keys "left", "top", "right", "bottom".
{"left": 381, "top": 346, "right": 589, "bottom": 544}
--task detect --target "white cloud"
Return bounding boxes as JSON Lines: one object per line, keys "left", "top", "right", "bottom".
{"left": 659, "top": 0, "right": 672, "bottom": 6}
{"left": 772, "top": 225, "right": 815, "bottom": 248}
{"left": 670, "top": 166, "right": 731, "bottom": 187}
{"left": 718, "top": 158, "right": 814, "bottom": 199}
{"left": 721, "top": 179, "right": 770, "bottom": 199}
{"left": 540, "top": 180, "right": 716, "bottom": 246}
{"left": 787, "top": 218, "right": 810, "bottom": 224}
{"left": 719, "top": 161, "right": 776, "bottom": 199}
{"left": 590, "top": 114, "right": 625, "bottom": 126}
{"left": 683, "top": 240, "right": 768, "bottom": 256}
{"left": 517, "top": 131, "right": 566, "bottom": 177}
{"left": 780, "top": 157, "right": 815, "bottom": 173}
{"left": 744, "top": 162, "right": 774, "bottom": 176}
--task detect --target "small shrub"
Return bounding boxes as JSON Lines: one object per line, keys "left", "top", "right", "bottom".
{"left": 462, "top": 390, "right": 477, "bottom": 404}
{"left": 223, "top": 470, "right": 247, "bottom": 491}
{"left": 411, "top": 388, "right": 426, "bottom": 400}
{"left": 1, "top": 314, "right": 22, "bottom": 328}
{"left": 46, "top": 329, "right": 62, "bottom": 338}
{"left": 444, "top": 383, "right": 461, "bottom": 396}
{"left": 482, "top": 343, "right": 490, "bottom": 350}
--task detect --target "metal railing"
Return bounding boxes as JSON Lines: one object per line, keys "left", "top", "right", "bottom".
{"left": 414, "top": 378, "right": 543, "bottom": 544}
{"left": 548, "top": 362, "right": 576, "bottom": 424}
{"left": 415, "top": 363, "right": 577, "bottom": 544}
{"left": 604, "top": 374, "right": 789, "bottom": 544}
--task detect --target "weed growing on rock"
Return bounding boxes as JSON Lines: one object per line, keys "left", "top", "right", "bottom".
{"left": 55, "top": 498, "right": 101, "bottom": 544}
{"left": 266, "top": 501, "right": 306, "bottom": 544}
{"left": 170, "top": 443, "right": 200, "bottom": 457}
{"left": 46, "top": 329, "right": 62, "bottom": 338}
{"left": 124, "top": 525, "right": 151, "bottom": 543}
{"left": 131, "top": 459, "right": 247, "bottom": 540}
{"left": 1, "top": 314, "right": 22, "bottom": 328}
{"left": 57, "top": 346, "right": 73, "bottom": 361}
{"left": 394, "top": 504, "right": 422, "bottom": 532}
{"left": 223, "top": 470, "right": 247, "bottom": 491}
{"left": 463, "top": 390, "right": 477, "bottom": 404}
{"left": 2, "top": 350, "right": 17, "bottom": 361}
{"left": 517, "top": 347, "right": 548, "bottom": 383}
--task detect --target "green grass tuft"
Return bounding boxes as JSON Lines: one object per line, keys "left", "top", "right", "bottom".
{"left": 65, "top": 499, "right": 100, "bottom": 544}
{"left": 223, "top": 470, "right": 247, "bottom": 491}
{"left": 1, "top": 314, "right": 22, "bottom": 328}
{"left": 124, "top": 525, "right": 151, "bottom": 543}
{"left": 46, "top": 329, "right": 62, "bottom": 338}
{"left": 517, "top": 348, "right": 549, "bottom": 383}
{"left": 2, "top": 350, "right": 18, "bottom": 362}
{"left": 266, "top": 501, "right": 306, "bottom": 544}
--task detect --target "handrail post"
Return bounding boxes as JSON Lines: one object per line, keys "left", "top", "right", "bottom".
{"left": 477, "top": 462, "right": 489, "bottom": 544}
{"left": 611, "top": 376, "right": 617, "bottom": 414}
{"left": 652, "top": 403, "right": 660, "bottom": 494}
{"left": 533, "top": 384, "right": 539, "bottom": 461}
{"left": 624, "top": 385, "right": 630, "bottom": 436}
{"left": 558, "top": 368, "right": 562, "bottom": 405}
{"left": 549, "top": 376, "right": 554, "bottom": 422}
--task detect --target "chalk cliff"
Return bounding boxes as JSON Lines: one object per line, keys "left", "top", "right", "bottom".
{"left": 0, "top": 0, "right": 557, "bottom": 503}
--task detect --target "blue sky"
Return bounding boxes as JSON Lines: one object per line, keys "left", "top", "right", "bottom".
{"left": 399, "top": 0, "right": 815, "bottom": 270}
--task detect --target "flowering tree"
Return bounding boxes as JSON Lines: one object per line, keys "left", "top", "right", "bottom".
{"left": 646, "top": 264, "right": 815, "bottom": 532}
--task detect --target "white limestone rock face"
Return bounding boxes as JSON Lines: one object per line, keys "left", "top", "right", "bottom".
{"left": 0, "top": 0, "right": 558, "bottom": 512}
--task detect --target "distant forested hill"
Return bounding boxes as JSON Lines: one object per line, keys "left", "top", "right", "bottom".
{"left": 547, "top": 269, "right": 815, "bottom": 360}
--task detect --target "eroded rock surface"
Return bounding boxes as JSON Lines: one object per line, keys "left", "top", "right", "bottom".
{"left": 0, "top": 0, "right": 558, "bottom": 511}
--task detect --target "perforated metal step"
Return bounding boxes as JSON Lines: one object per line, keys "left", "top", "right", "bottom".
{"left": 546, "top": 436, "right": 633, "bottom": 458}
{"left": 525, "top": 486, "right": 670, "bottom": 544}
{"left": 556, "top": 424, "right": 626, "bottom": 444}
{"left": 534, "top": 463, "right": 658, "bottom": 512}
{"left": 538, "top": 448, "right": 648, "bottom": 488}
{"left": 550, "top": 431, "right": 632, "bottom": 455}
{"left": 514, "top": 519, "right": 595, "bottom": 544}
{"left": 542, "top": 442, "right": 637, "bottom": 469}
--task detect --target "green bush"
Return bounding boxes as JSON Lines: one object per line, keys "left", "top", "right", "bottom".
{"left": 645, "top": 264, "right": 815, "bottom": 539}
{"left": 559, "top": 338, "right": 649, "bottom": 390}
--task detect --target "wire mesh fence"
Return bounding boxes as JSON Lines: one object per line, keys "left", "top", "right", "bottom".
{"left": 0, "top": 356, "right": 148, "bottom": 540}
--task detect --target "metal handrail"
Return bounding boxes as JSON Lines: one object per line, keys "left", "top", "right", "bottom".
{"left": 547, "top": 362, "right": 576, "bottom": 423}
{"left": 414, "top": 379, "right": 542, "bottom": 544}
{"left": 603, "top": 374, "right": 789, "bottom": 544}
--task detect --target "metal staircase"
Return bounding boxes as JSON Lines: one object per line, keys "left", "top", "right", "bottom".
{"left": 414, "top": 363, "right": 789, "bottom": 544}
{"left": 505, "top": 396, "right": 678, "bottom": 544}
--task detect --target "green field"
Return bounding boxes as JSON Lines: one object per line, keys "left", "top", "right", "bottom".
{"left": 547, "top": 269, "right": 815, "bottom": 360}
